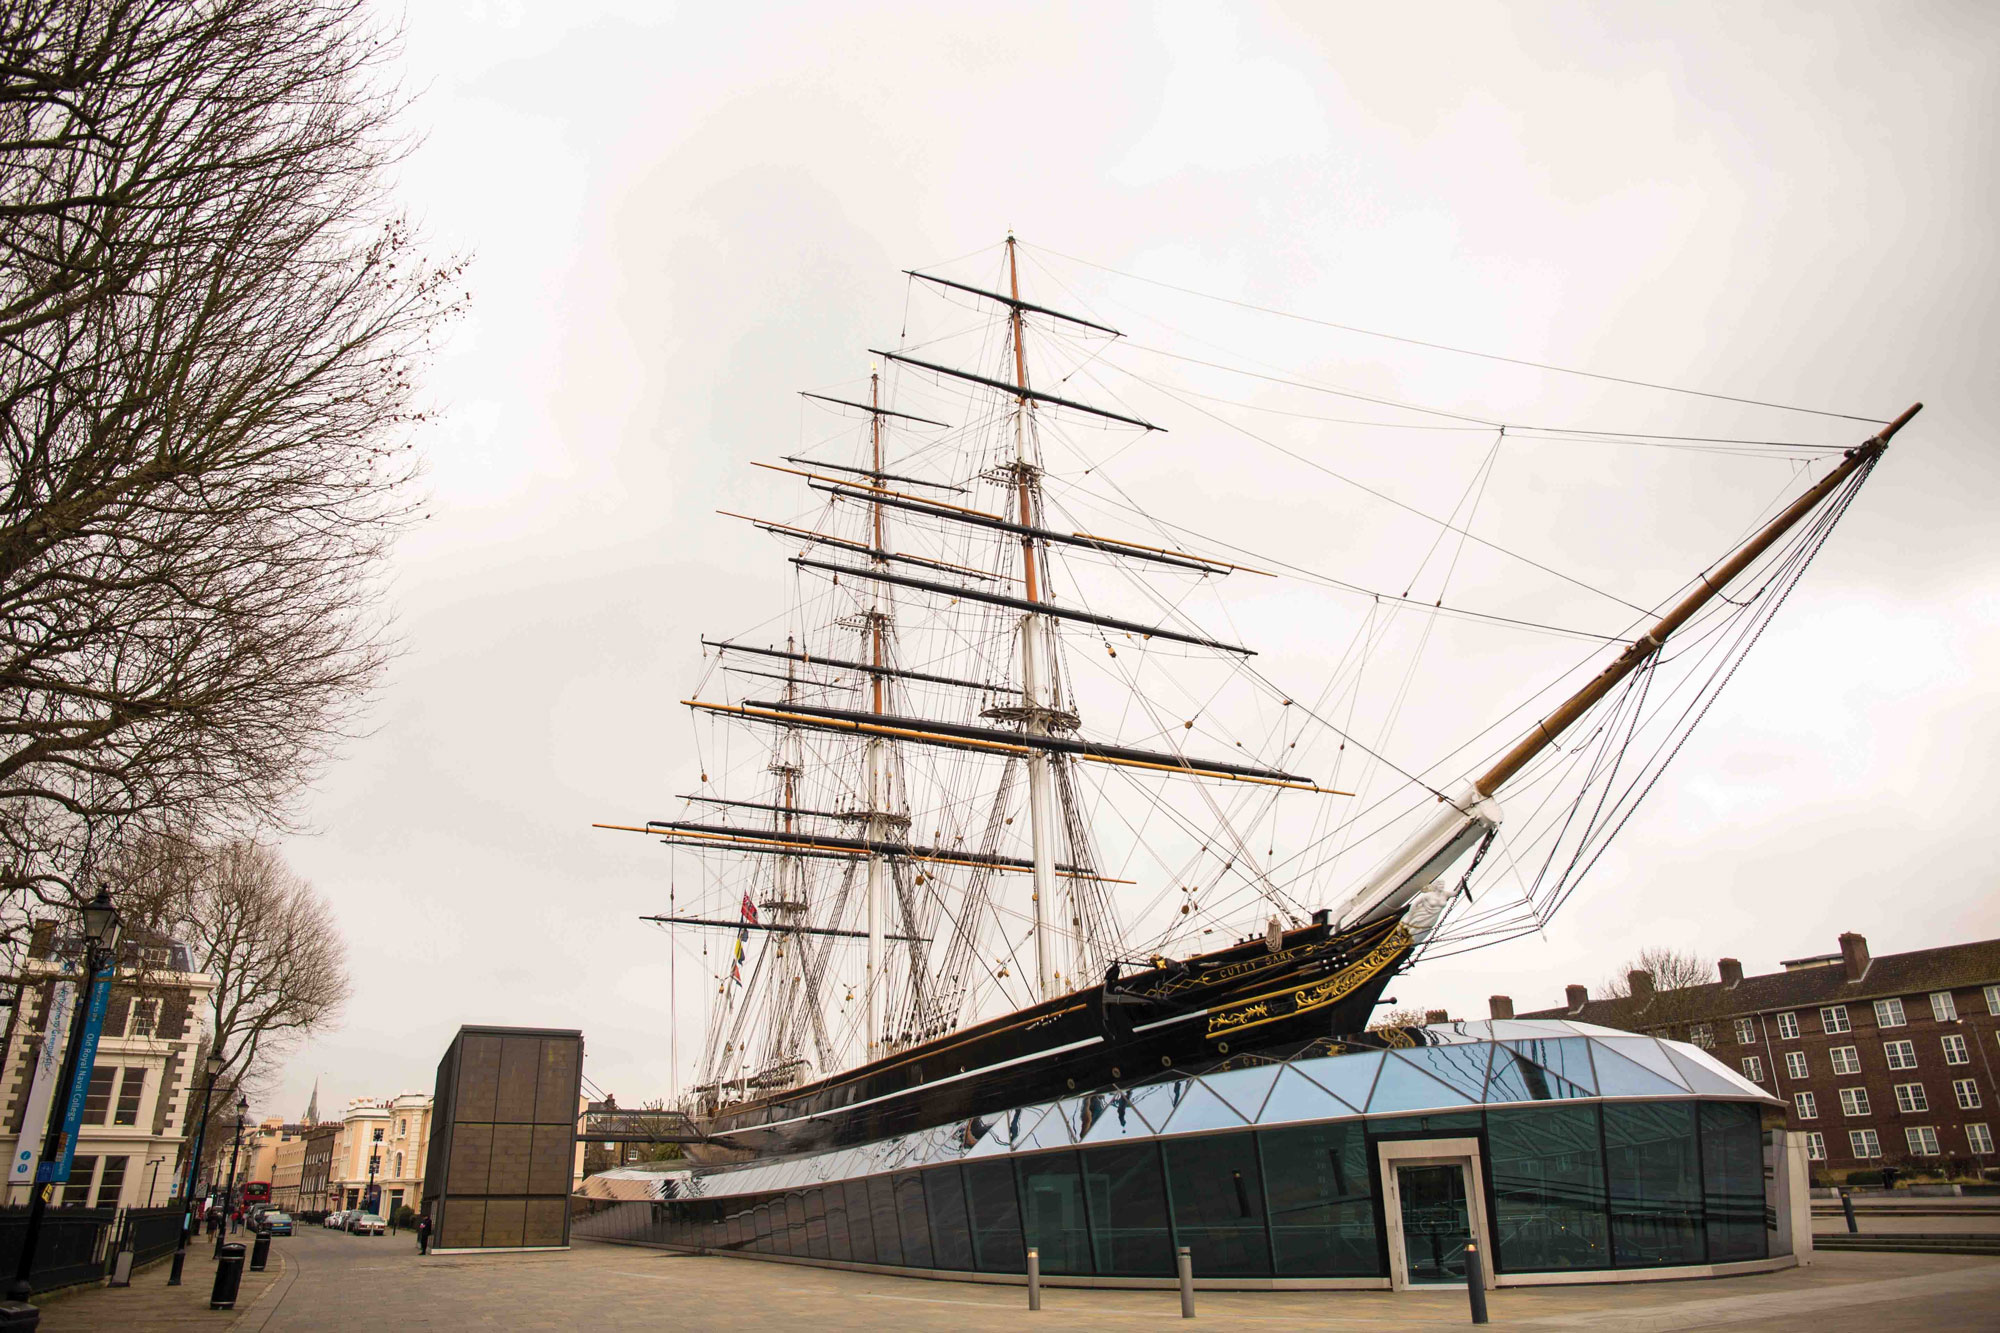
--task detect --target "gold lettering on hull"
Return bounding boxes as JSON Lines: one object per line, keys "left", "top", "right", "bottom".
{"left": 1203, "top": 924, "right": 1412, "bottom": 1039}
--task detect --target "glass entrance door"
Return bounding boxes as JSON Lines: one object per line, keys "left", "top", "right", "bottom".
{"left": 1397, "top": 1164, "right": 1470, "bottom": 1284}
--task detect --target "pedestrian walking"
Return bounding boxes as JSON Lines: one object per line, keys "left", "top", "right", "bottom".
{"left": 416, "top": 1213, "right": 432, "bottom": 1256}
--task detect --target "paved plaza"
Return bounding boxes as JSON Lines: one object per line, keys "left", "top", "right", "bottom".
{"left": 29, "top": 1230, "right": 2000, "bottom": 1331}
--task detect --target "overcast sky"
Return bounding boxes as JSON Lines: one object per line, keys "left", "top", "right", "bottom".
{"left": 262, "top": 1, "right": 1998, "bottom": 1121}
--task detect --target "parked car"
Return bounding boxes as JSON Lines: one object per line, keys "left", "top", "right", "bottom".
{"left": 261, "top": 1212, "right": 294, "bottom": 1236}
{"left": 323, "top": 1211, "right": 347, "bottom": 1230}
{"left": 345, "top": 1212, "right": 386, "bottom": 1235}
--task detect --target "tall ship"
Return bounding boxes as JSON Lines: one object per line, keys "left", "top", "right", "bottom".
{"left": 599, "top": 236, "right": 1915, "bottom": 1162}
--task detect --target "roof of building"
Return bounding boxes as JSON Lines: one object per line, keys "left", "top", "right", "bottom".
{"left": 636, "top": 1020, "right": 1774, "bottom": 1203}
{"left": 1518, "top": 933, "right": 2000, "bottom": 1027}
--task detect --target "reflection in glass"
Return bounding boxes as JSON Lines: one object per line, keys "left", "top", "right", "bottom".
{"left": 895, "top": 1171, "right": 933, "bottom": 1269}
{"left": 963, "top": 1158, "right": 1025, "bottom": 1272}
{"left": 1164, "top": 1130, "right": 1272, "bottom": 1276}
{"left": 1604, "top": 1102, "right": 1704, "bottom": 1266}
{"left": 1487, "top": 1106, "right": 1609, "bottom": 1270}
{"left": 1700, "top": 1102, "right": 1768, "bottom": 1262}
{"left": 1018, "top": 1152, "right": 1093, "bottom": 1274}
{"left": 923, "top": 1165, "right": 974, "bottom": 1271}
{"left": 844, "top": 1178, "right": 875, "bottom": 1264}
{"left": 804, "top": 1186, "right": 829, "bottom": 1258}
{"left": 867, "top": 1175, "right": 903, "bottom": 1266}
{"left": 1396, "top": 1164, "right": 1470, "bottom": 1283}
{"left": 1082, "top": 1143, "right": 1174, "bottom": 1275}
{"left": 1258, "top": 1121, "right": 1382, "bottom": 1275}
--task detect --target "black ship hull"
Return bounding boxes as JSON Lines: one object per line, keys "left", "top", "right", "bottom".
{"left": 695, "top": 912, "right": 1413, "bottom": 1158}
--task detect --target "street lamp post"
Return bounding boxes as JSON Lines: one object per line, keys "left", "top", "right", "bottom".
{"left": 167, "top": 1052, "right": 226, "bottom": 1286}
{"left": 366, "top": 1151, "right": 380, "bottom": 1230}
{"left": 6, "top": 885, "right": 123, "bottom": 1306}
{"left": 213, "top": 1097, "right": 247, "bottom": 1256}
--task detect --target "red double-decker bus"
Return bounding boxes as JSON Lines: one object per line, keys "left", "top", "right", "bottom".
{"left": 240, "top": 1181, "right": 272, "bottom": 1208}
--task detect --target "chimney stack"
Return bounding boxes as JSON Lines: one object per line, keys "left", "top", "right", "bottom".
{"left": 1628, "top": 969, "right": 1656, "bottom": 1004}
{"left": 1565, "top": 984, "right": 1588, "bottom": 1014}
{"left": 1719, "top": 958, "right": 1744, "bottom": 988}
{"left": 1839, "top": 932, "right": 1870, "bottom": 983}
{"left": 1489, "top": 995, "right": 1515, "bottom": 1020}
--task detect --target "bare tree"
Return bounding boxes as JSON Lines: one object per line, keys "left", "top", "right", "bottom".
{"left": 1369, "top": 1006, "right": 1436, "bottom": 1032}
{"left": 1601, "top": 946, "right": 1715, "bottom": 999}
{"left": 0, "top": 0, "right": 462, "bottom": 942}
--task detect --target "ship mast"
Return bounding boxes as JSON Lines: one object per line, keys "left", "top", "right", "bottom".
{"left": 1006, "top": 235, "right": 1060, "bottom": 1002}
{"left": 864, "top": 369, "right": 889, "bottom": 1055}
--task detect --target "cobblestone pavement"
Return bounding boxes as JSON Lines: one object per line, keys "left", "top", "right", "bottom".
{"left": 32, "top": 1229, "right": 2000, "bottom": 1331}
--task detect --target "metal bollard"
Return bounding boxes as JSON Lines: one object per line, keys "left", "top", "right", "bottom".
{"left": 1177, "top": 1245, "right": 1195, "bottom": 1318}
{"left": 210, "top": 1243, "right": 247, "bottom": 1311}
{"left": 249, "top": 1228, "right": 272, "bottom": 1272}
{"left": 1841, "top": 1189, "right": 1858, "bottom": 1233}
{"left": 1026, "top": 1247, "right": 1041, "bottom": 1311}
{"left": 1464, "top": 1240, "right": 1489, "bottom": 1325}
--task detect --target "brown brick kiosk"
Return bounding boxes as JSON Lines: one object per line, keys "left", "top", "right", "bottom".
{"left": 422, "top": 1025, "right": 583, "bottom": 1252}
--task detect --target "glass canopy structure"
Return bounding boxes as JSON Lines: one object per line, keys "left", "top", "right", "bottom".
{"left": 574, "top": 1021, "right": 1788, "bottom": 1285}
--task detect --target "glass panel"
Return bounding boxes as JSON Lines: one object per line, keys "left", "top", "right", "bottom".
{"left": 844, "top": 1178, "right": 876, "bottom": 1264}
{"left": 1588, "top": 1044, "right": 1690, "bottom": 1099}
{"left": 1486, "top": 1106, "right": 1609, "bottom": 1271}
{"left": 804, "top": 1187, "right": 829, "bottom": 1258}
{"left": 923, "top": 1165, "right": 975, "bottom": 1271}
{"left": 895, "top": 1171, "right": 933, "bottom": 1269}
{"left": 825, "top": 1183, "right": 851, "bottom": 1260}
{"left": 1202, "top": 1063, "right": 1285, "bottom": 1121}
{"left": 1700, "top": 1102, "right": 1768, "bottom": 1263}
{"left": 1664, "top": 1046, "right": 1750, "bottom": 1097}
{"left": 1487, "top": 1047, "right": 1589, "bottom": 1103}
{"left": 1367, "top": 1111, "right": 1483, "bottom": 1138}
{"left": 1078, "top": 1090, "right": 1161, "bottom": 1142}
{"left": 867, "top": 1175, "right": 904, "bottom": 1266}
{"left": 1258, "top": 1120, "right": 1382, "bottom": 1275}
{"left": 1604, "top": 1102, "right": 1704, "bottom": 1267}
{"left": 1594, "top": 1037, "right": 1691, "bottom": 1090}
{"left": 1160, "top": 1078, "right": 1253, "bottom": 1135}
{"left": 1394, "top": 1046, "right": 1491, "bottom": 1103}
{"left": 1121, "top": 1079, "right": 1190, "bottom": 1133}
{"left": 1017, "top": 1152, "right": 1093, "bottom": 1274}
{"left": 963, "top": 1158, "right": 1025, "bottom": 1272}
{"left": 1290, "top": 1050, "right": 1383, "bottom": 1112}
{"left": 1016, "top": 1107, "right": 1074, "bottom": 1154}
{"left": 786, "top": 1191, "right": 809, "bottom": 1256}
{"left": 1079, "top": 1143, "right": 1172, "bottom": 1275}
{"left": 1368, "top": 1053, "right": 1476, "bottom": 1114}
{"left": 1163, "top": 1130, "right": 1271, "bottom": 1276}
{"left": 1397, "top": 1164, "right": 1470, "bottom": 1283}
{"left": 1258, "top": 1065, "right": 1360, "bottom": 1127}
{"left": 1507, "top": 1039, "right": 1596, "bottom": 1095}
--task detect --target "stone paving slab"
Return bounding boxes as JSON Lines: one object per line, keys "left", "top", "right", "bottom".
{"left": 31, "top": 1227, "right": 2000, "bottom": 1331}
{"left": 37, "top": 1245, "right": 285, "bottom": 1331}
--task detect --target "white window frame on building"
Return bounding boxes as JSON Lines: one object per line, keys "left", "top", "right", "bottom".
{"left": 1970, "top": 1123, "right": 1995, "bottom": 1154}
{"left": 1904, "top": 1126, "right": 1940, "bottom": 1156}
{"left": 127, "top": 998, "right": 159, "bottom": 1038}
{"left": 1985, "top": 985, "right": 2000, "bottom": 1016}
{"left": 1849, "top": 1128, "right": 1881, "bottom": 1158}
{"left": 1776, "top": 1011, "right": 1799, "bottom": 1040}
{"left": 1739, "top": 1055, "right": 1764, "bottom": 1082}
{"left": 1689, "top": 1023, "right": 1714, "bottom": 1049}
{"left": 1839, "top": 1087, "right": 1871, "bottom": 1117}
{"left": 1894, "top": 1082, "right": 1929, "bottom": 1114}
{"left": 1733, "top": 1018, "right": 1756, "bottom": 1045}
{"left": 1821, "top": 1005, "right": 1851, "bottom": 1034}
{"left": 1954, "top": 1079, "right": 1982, "bottom": 1111}
{"left": 1930, "top": 991, "right": 1958, "bottom": 1022}
{"left": 1830, "top": 1045, "right": 1862, "bottom": 1076}
{"left": 1873, "top": 997, "right": 1906, "bottom": 1028}
{"left": 1784, "top": 1051, "right": 1809, "bottom": 1080}
{"left": 1943, "top": 1034, "right": 1969, "bottom": 1065}
{"left": 1804, "top": 1131, "right": 1826, "bottom": 1161}
{"left": 1794, "top": 1091, "right": 1818, "bottom": 1119}
{"left": 1884, "top": 1039, "right": 1918, "bottom": 1071}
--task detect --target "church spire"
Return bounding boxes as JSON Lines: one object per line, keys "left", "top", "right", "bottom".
{"left": 302, "top": 1077, "right": 319, "bottom": 1126}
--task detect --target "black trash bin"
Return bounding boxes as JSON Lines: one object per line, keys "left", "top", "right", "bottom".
{"left": 0, "top": 1300, "right": 39, "bottom": 1331}
{"left": 211, "top": 1243, "right": 247, "bottom": 1310}
{"left": 250, "top": 1229, "right": 272, "bottom": 1272}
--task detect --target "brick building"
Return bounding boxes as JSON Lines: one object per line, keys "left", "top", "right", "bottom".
{"left": 0, "top": 920, "right": 217, "bottom": 1208}
{"left": 1504, "top": 931, "right": 2000, "bottom": 1178}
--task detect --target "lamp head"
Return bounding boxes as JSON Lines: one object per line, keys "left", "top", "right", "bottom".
{"left": 205, "top": 1053, "right": 225, "bottom": 1079}
{"left": 80, "top": 884, "right": 122, "bottom": 953}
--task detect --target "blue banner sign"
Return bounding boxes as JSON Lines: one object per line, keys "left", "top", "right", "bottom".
{"left": 38, "top": 963, "right": 113, "bottom": 1185}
